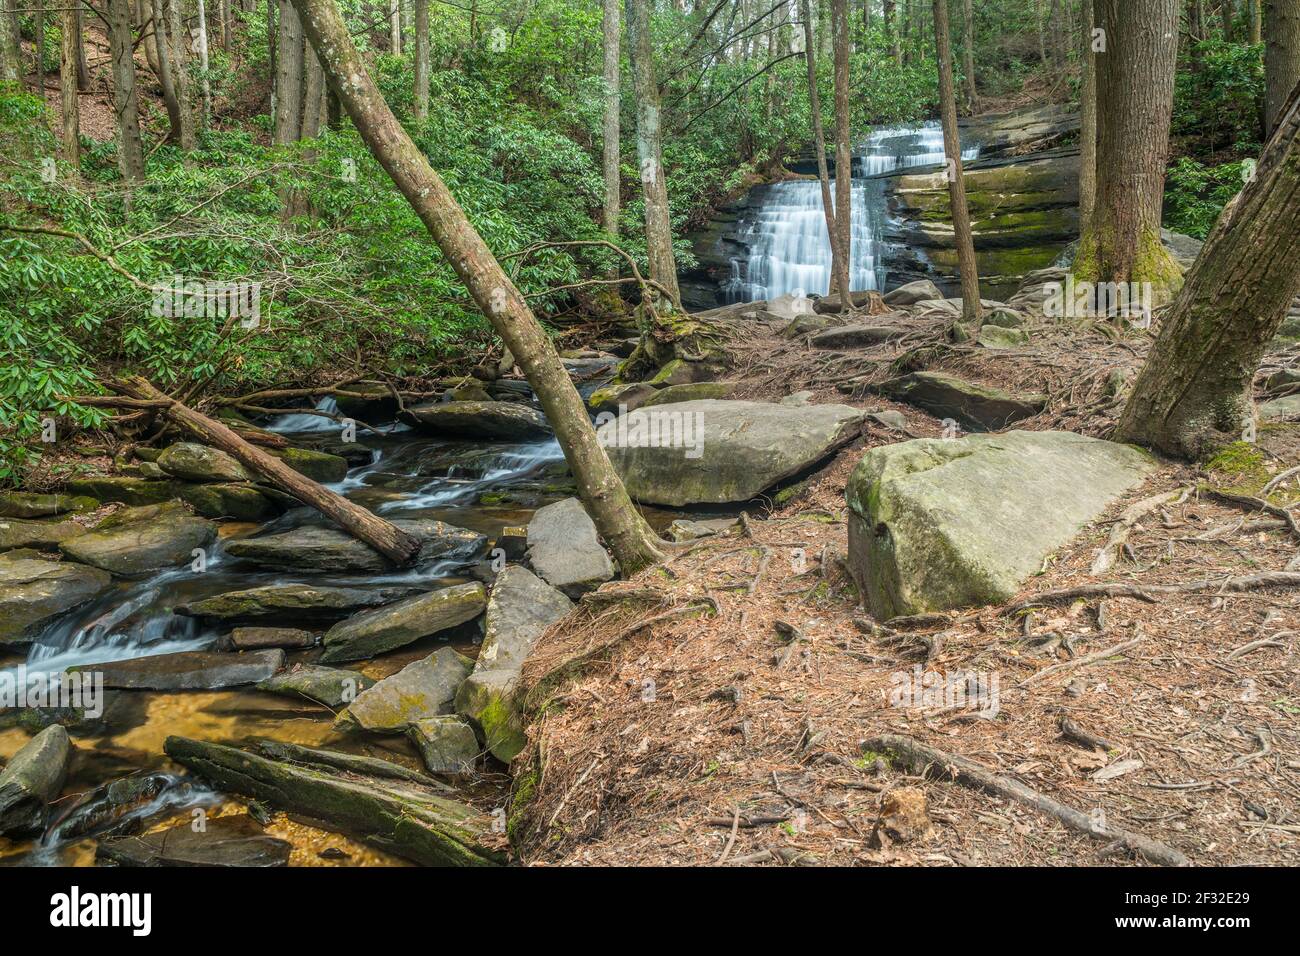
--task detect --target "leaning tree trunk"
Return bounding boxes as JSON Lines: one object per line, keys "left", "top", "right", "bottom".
{"left": 412, "top": 0, "right": 429, "bottom": 120}
{"left": 107, "top": 0, "right": 146, "bottom": 181}
{"left": 1079, "top": 0, "right": 1098, "bottom": 231}
{"left": 600, "top": 0, "right": 620, "bottom": 238}
{"left": 933, "top": 0, "right": 980, "bottom": 327}
{"left": 60, "top": 1, "right": 79, "bottom": 173}
{"left": 1074, "top": 0, "right": 1183, "bottom": 304}
{"left": 801, "top": 0, "right": 849, "bottom": 310}
{"left": 830, "top": 0, "right": 854, "bottom": 307}
{"left": 1265, "top": 0, "right": 1300, "bottom": 136}
{"left": 960, "top": 0, "right": 978, "bottom": 113}
{"left": 286, "top": 0, "right": 666, "bottom": 574}
{"left": 1115, "top": 87, "right": 1300, "bottom": 459}
{"left": 149, "top": 0, "right": 184, "bottom": 142}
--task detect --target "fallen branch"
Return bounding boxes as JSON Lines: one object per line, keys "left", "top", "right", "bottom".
{"left": 1011, "top": 571, "right": 1300, "bottom": 611}
{"left": 863, "top": 733, "right": 1189, "bottom": 866}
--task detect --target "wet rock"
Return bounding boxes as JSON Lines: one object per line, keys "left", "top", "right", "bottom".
{"left": 320, "top": 582, "right": 487, "bottom": 663}
{"left": 977, "top": 325, "right": 1030, "bottom": 349}
{"left": 407, "top": 716, "right": 479, "bottom": 774}
{"left": 229, "top": 626, "right": 317, "bottom": 650}
{"left": 497, "top": 525, "right": 528, "bottom": 560}
{"left": 65, "top": 476, "right": 185, "bottom": 506}
{"left": 0, "top": 517, "right": 86, "bottom": 552}
{"left": 641, "top": 382, "right": 735, "bottom": 406}
{"left": 0, "top": 492, "right": 98, "bottom": 519}
{"left": 598, "top": 400, "right": 865, "bottom": 506}
{"left": 455, "top": 566, "right": 572, "bottom": 762}
{"left": 879, "top": 371, "right": 1046, "bottom": 432}
{"left": 809, "top": 324, "right": 903, "bottom": 349}
{"left": 0, "top": 690, "right": 136, "bottom": 737}
{"left": 96, "top": 814, "right": 291, "bottom": 867}
{"left": 164, "top": 736, "right": 502, "bottom": 866}
{"left": 399, "top": 400, "right": 553, "bottom": 441}
{"left": 526, "top": 498, "right": 614, "bottom": 595}
{"left": 846, "top": 431, "right": 1156, "bottom": 618}
{"left": 177, "top": 583, "right": 420, "bottom": 623}
{"left": 269, "top": 446, "right": 349, "bottom": 484}
{"left": 178, "top": 483, "right": 280, "bottom": 522}
{"left": 339, "top": 647, "right": 473, "bottom": 732}
{"left": 156, "top": 442, "right": 254, "bottom": 483}
{"left": 257, "top": 740, "right": 449, "bottom": 789}
{"left": 0, "top": 558, "right": 113, "bottom": 645}
{"left": 224, "top": 518, "right": 487, "bottom": 573}
{"left": 257, "top": 664, "right": 375, "bottom": 708}
{"left": 587, "top": 382, "right": 657, "bottom": 415}
{"left": 78, "top": 649, "right": 285, "bottom": 690}
{"left": 883, "top": 279, "right": 944, "bottom": 305}
{"left": 0, "top": 725, "right": 71, "bottom": 837}
{"left": 59, "top": 502, "right": 216, "bottom": 577}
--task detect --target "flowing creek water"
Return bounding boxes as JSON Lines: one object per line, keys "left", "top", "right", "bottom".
{"left": 722, "top": 121, "right": 979, "bottom": 303}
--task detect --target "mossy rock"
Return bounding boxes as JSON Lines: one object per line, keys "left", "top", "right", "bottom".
{"left": 640, "top": 382, "right": 735, "bottom": 407}
{"left": 269, "top": 446, "right": 349, "bottom": 484}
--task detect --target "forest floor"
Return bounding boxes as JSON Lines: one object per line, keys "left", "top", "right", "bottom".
{"left": 510, "top": 307, "right": 1300, "bottom": 867}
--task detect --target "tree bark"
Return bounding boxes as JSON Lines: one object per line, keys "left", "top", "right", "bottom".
{"left": 107, "top": 0, "right": 146, "bottom": 180}
{"left": 169, "top": 0, "right": 196, "bottom": 149}
{"left": 884, "top": 0, "right": 900, "bottom": 64}
{"left": 933, "top": 0, "right": 980, "bottom": 326}
{"left": 221, "top": 0, "right": 232, "bottom": 50}
{"left": 35, "top": 0, "right": 45, "bottom": 98}
{"left": 1, "top": 0, "right": 21, "bottom": 86}
{"left": 389, "top": 0, "right": 400, "bottom": 53}
{"left": 196, "top": 0, "right": 212, "bottom": 129}
{"left": 1265, "top": 0, "right": 1300, "bottom": 135}
{"left": 75, "top": 5, "right": 90, "bottom": 90}
{"left": 301, "top": 40, "right": 324, "bottom": 138}
{"left": 1079, "top": 0, "right": 1098, "bottom": 231}
{"left": 801, "top": 0, "right": 846, "bottom": 307}
{"left": 412, "top": 0, "right": 429, "bottom": 120}
{"left": 830, "top": 0, "right": 853, "bottom": 304}
{"left": 960, "top": 0, "right": 977, "bottom": 113}
{"left": 113, "top": 377, "right": 423, "bottom": 565}
{"left": 1074, "top": 0, "right": 1183, "bottom": 302}
{"left": 287, "top": 0, "right": 667, "bottom": 574}
{"left": 601, "top": 0, "right": 620, "bottom": 237}
{"left": 1251, "top": 0, "right": 1263, "bottom": 43}
{"left": 625, "top": 0, "right": 681, "bottom": 306}
{"left": 274, "top": 0, "right": 304, "bottom": 144}
{"left": 150, "top": 0, "right": 184, "bottom": 142}
{"left": 1115, "top": 85, "right": 1300, "bottom": 459}
{"left": 60, "top": 1, "right": 79, "bottom": 173}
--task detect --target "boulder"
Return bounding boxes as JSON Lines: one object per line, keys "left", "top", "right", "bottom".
{"left": 177, "top": 583, "right": 419, "bottom": 623}
{"left": 640, "top": 382, "right": 735, "bottom": 406}
{"left": 399, "top": 401, "right": 553, "bottom": 441}
{"left": 0, "top": 725, "right": 71, "bottom": 836}
{"left": 0, "top": 517, "right": 85, "bottom": 552}
{"left": 407, "top": 717, "right": 480, "bottom": 774}
{"left": 587, "top": 382, "right": 657, "bottom": 415}
{"left": 983, "top": 307, "right": 1027, "bottom": 329}
{"left": 65, "top": 476, "right": 185, "bottom": 507}
{"left": 880, "top": 371, "right": 1046, "bottom": 432}
{"left": 224, "top": 518, "right": 487, "bottom": 573}
{"left": 0, "top": 492, "right": 98, "bottom": 519}
{"left": 257, "top": 664, "right": 375, "bottom": 708}
{"left": 809, "top": 324, "right": 903, "bottom": 349}
{"left": 597, "top": 400, "right": 865, "bottom": 506}
{"left": 666, "top": 517, "right": 741, "bottom": 542}
{"left": 781, "top": 314, "right": 840, "bottom": 339}
{"left": 0, "top": 558, "right": 113, "bottom": 645}
{"left": 977, "top": 325, "right": 1030, "bottom": 349}
{"left": 320, "top": 582, "right": 488, "bottom": 663}
{"left": 339, "top": 647, "right": 474, "bottom": 732}
{"left": 269, "top": 446, "right": 350, "bottom": 484}
{"left": 96, "top": 814, "right": 291, "bottom": 867}
{"left": 156, "top": 442, "right": 254, "bottom": 483}
{"left": 763, "top": 293, "right": 818, "bottom": 321}
{"left": 178, "top": 483, "right": 280, "bottom": 522}
{"left": 846, "top": 431, "right": 1156, "bottom": 618}
{"left": 78, "top": 649, "right": 285, "bottom": 690}
{"left": 646, "top": 357, "right": 715, "bottom": 387}
{"left": 883, "top": 279, "right": 944, "bottom": 305}
{"left": 1260, "top": 395, "right": 1300, "bottom": 422}
{"left": 59, "top": 502, "right": 216, "bottom": 577}
{"left": 229, "top": 626, "right": 317, "bottom": 649}
{"left": 455, "top": 566, "right": 573, "bottom": 762}
{"left": 525, "top": 497, "right": 614, "bottom": 594}
{"left": 164, "top": 736, "right": 502, "bottom": 866}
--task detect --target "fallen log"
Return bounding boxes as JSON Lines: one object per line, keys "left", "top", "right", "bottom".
{"left": 862, "top": 733, "right": 1189, "bottom": 866}
{"left": 109, "top": 376, "right": 421, "bottom": 565}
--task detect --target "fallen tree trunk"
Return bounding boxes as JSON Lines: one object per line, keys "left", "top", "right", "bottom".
{"left": 112, "top": 376, "right": 421, "bottom": 565}
{"left": 863, "top": 733, "right": 1189, "bottom": 866}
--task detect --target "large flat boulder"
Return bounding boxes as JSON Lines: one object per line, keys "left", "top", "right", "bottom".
{"left": 880, "top": 371, "right": 1046, "bottom": 432}
{"left": 176, "top": 583, "right": 419, "bottom": 623}
{"left": 598, "top": 399, "right": 865, "bottom": 506}
{"left": 156, "top": 442, "right": 255, "bottom": 483}
{"left": 77, "top": 649, "right": 285, "bottom": 690}
{"left": 178, "top": 483, "right": 280, "bottom": 522}
{"left": 455, "top": 566, "right": 572, "bottom": 762}
{"left": 809, "top": 324, "right": 903, "bottom": 349}
{"left": 0, "top": 725, "right": 70, "bottom": 837}
{"left": 0, "top": 492, "right": 98, "bottom": 518}
{"left": 846, "top": 431, "right": 1156, "bottom": 618}
{"left": 0, "top": 557, "right": 113, "bottom": 645}
{"left": 96, "top": 814, "right": 291, "bottom": 867}
{"left": 59, "top": 503, "right": 216, "bottom": 577}
{"left": 525, "top": 498, "right": 614, "bottom": 594}
{"left": 257, "top": 664, "right": 376, "bottom": 708}
{"left": 224, "top": 518, "right": 487, "bottom": 572}
{"left": 399, "top": 400, "right": 553, "bottom": 441}
{"left": 339, "top": 647, "right": 474, "bottom": 732}
{"left": 65, "top": 476, "right": 186, "bottom": 507}
{"left": 320, "top": 582, "right": 488, "bottom": 663}
{"left": 0, "top": 517, "right": 86, "bottom": 552}
{"left": 883, "top": 279, "right": 944, "bottom": 305}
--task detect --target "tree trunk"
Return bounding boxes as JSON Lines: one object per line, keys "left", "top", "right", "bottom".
{"left": 1251, "top": 0, "right": 1263, "bottom": 42}
{"left": 412, "top": 0, "right": 429, "bottom": 120}
{"left": 1079, "top": 0, "right": 1098, "bottom": 231}
{"left": 75, "top": 5, "right": 90, "bottom": 90}
{"left": 933, "top": 0, "right": 980, "bottom": 326}
{"left": 1074, "top": 0, "right": 1183, "bottom": 303}
{"left": 389, "top": 0, "right": 400, "bottom": 53}
{"left": 274, "top": 0, "right": 304, "bottom": 144}
{"left": 625, "top": 0, "right": 681, "bottom": 306}
{"left": 601, "top": 0, "right": 620, "bottom": 237}
{"left": 107, "top": 0, "right": 146, "bottom": 180}
{"left": 301, "top": 40, "right": 324, "bottom": 138}
{"left": 196, "top": 0, "right": 212, "bottom": 128}
{"left": 801, "top": 0, "right": 847, "bottom": 308}
{"left": 1, "top": 0, "right": 22, "bottom": 85}
{"left": 286, "top": 0, "right": 666, "bottom": 574}
{"left": 960, "top": 0, "right": 977, "bottom": 113}
{"left": 114, "top": 378, "right": 423, "bottom": 565}
{"left": 1115, "top": 87, "right": 1300, "bottom": 459}
{"left": 221, "top": 0, "right": 232, "bottom": 50}
{"left": 169, "top": 0, "right": 196, "bottom": 149}
{"left": 36, "top": 0, "right": 45, "bottom": 97}
{"left": 151, "top": 0, "right": 184, "bottom": 142}
{"left": 60, "top": 1, "right": 79, "bottom": 173}
{"left": 884, "top": 0, "right": 900, "bottom": 64}
{"left": 1265, "top": 0, "right": 1300, "bottom": 135}
{"left": 830, "top": 0, "right": 853, "bottom": 304}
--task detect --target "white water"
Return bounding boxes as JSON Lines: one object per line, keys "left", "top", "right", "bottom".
{"left": 722, "top": 121, "right": 980, "bottom": 303}
{"left": 265, "top": 396, "right": 341, "bottom": 432}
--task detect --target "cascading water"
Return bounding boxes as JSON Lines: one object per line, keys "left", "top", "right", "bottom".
{"left": 722, "top": 121, "right": 980, "bottom": 303}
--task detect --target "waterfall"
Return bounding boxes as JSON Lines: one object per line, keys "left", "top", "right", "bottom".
{"left": 722, "top": 121, "right": 980, "bottom": 303}
{"left": 265, "top": 396, "right": 341, "bottom": 433}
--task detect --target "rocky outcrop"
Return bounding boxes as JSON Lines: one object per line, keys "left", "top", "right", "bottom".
{"left": 59, "top": 502, "right": 216, "bottom": 577}
{"left": 0, "top": 725, "right": 71, "bottom": 837}
{"left": 587, "top": 382, "right": 657, "bottom": 415}
{"left": 177, "top": 583, "right": 420, "bottom": 623}
{"left": 78, "top": 649, "right": 285, "bottom": 690}
{"left": 846, "top": 431, "right": 1156, "bottom": 618}
{"left": 320, "top": 582, "right": 487, "bottom": 663}
{"left": 399, "top": 400, "right": 553, "bottom": 441}
{"left": 879, "top": 372, "right": 1046, "bottom": 431}
{"left": 598, "top": 399, "right": 865, "bottom": 506}
{"left": 339, "top": 647, "right": 474, "bottom": 732}
{"left": 0, "top": 557, "right": 113, "bottom": 644}
{"left": 525, "top": 498, "right": 614, "bottom": 594}
{"left": 224, "top": 518, "right": 487, "bottom": 572}
{"left": 882, "top": 279, "right": 944, "bottom": 305}
{"left": 65, "top": 476, "right": 185, "bottom": 507}
{"left": 455, "top": 566, "right": 573, "bottom": 762}
{"left": 178, "top": 483, "right": 279, "bottom": 522}
{"left": 977, "top": 325, "right": 1030, "bottom": 349}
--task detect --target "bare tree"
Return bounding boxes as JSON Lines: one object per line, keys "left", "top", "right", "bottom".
{"left": 169, "top": 0, "right": 196, "bottom": 149}
{"left": 1265, "top": 0, "right": 1300, "bottom": 135}
{"left": 413, "top": 0, "right": 429, "bottom": 120}
{"left": 197, "top": 0, "right": 213, "bottom": 128}
{"left": 933, "top": 0, "right": 980, "bottom": 326}
{"left": 274, "top": 0, "right": 304, "bottom": 145}
{"left": 107, "top": 0, "right": 146, "bottom": 180}
{"left": 61, "top": 0, "right": 79, "bottom": 173}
